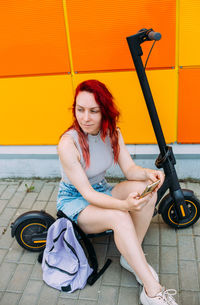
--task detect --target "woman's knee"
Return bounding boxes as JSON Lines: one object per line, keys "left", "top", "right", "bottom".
{"left": 112, "top": 180, "right": 148, "bottom": 200}
{"left": 108, "top": 209, "right": 133, "bottom": 230}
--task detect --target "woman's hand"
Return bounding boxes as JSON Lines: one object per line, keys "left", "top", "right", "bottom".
{"left": 124, "top": 191, "right": 154, "bottom": 212}
{"left": 144, "top": 168, "right": 165, "bottom": 190}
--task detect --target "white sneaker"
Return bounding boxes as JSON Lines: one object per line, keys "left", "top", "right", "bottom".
{"left": 120, "top": 255, "right": 159, "bottom": 285}
{"left": 140, "top": 287, "right": 178, "bottom": 305}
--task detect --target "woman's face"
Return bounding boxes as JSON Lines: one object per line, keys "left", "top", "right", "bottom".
{"left": 75, "top": 91, "right": 102, "bottom": 135}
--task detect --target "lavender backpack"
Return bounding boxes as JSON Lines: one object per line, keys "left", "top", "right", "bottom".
{"left": 42, "top": 214, "right": 111, "bottom": 293}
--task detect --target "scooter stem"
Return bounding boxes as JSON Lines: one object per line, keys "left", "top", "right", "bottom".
{"left": 126, "top": 29, "right": 190, "bottom": 219}
{"left": 127, "top": 29, "right": 167, "bottom": 156}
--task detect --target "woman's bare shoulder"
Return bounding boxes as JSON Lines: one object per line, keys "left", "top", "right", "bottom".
{"left": 58, "top": 134, "right": 73, "bottom": 147}
{"left": 116, "top": 127, "right": 124, "bottom": 143}
{"left": 57, "top": 134, "right": 79, "bottom": 158}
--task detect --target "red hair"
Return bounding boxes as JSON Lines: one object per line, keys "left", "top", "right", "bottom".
{"left": 66, "top": 80, "right": 120, "bottom": 167}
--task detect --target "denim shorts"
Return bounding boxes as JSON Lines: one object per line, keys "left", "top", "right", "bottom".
{"left": 57, "top": 179, "right": 113, "bottom": 223}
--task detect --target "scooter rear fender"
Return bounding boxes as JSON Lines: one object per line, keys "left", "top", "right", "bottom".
{"left": 11, "top": 210, "right": 56, "bottom": 237}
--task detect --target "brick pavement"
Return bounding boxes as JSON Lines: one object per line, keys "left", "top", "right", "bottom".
{"left": 0, "top": 179, "right": 200, "bottom": 305}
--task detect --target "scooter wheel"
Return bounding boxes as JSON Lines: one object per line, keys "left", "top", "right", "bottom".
{"left": 15, "top": 218, "right": 50, "bottom": 252}
{"left": 160, "top": 193, "right": 200, "bottom": 229}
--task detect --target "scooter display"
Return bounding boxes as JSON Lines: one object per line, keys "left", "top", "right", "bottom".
{"left": 11, "top": 28, "right": 200, "bottom": 253}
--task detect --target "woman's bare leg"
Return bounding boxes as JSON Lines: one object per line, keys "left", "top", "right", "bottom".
{"left": 112, "top": 180, "right": 157, "bottom": 244}
{"left": 77, "top": 205, "right": 162, "bottom": 297}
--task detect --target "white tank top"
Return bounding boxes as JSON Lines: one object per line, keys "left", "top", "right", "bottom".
{"left": 59, "top": 129, "right": 114, "bottom": 185}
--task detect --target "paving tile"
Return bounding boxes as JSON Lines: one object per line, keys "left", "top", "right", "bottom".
{"left": 179, "top": 260, "right": 199, "bottom": 291}
{"left": 20, "top": 192, "right": 38, "bottom": 209}
{"left": 14, "top": 208, "right": 30, "bottom": 219}
{"left": 37, "top": 184, "right": 54, "bottom": 201}
{"left": 180, "top": 181, "right": 187, "bottom": 189}
{"left": 0, "top": 292, "right": 22, "bottom": 305}
{"left": 57, "top": 298, "right": 77, "bottom": 305}
{"left": 107, "top": 241, "right": 120, "bottom": 257}
{"left": 7, "top": 263, "right": 33, "bottom": 292}
{"left": 101, "top": 256, "right": 121, "bottom": 286}
{"left": 77, "top": 300, "right": 97, "bottom": 305}
{"left": 4, "top": 240, "right": 23, "bottom": 262}
{"left": 0, "top": 248, "right": 7, "bottom": 264}
{"left": 0, "top": 184, "right": 7, "bottom": 196}
{"left": 186, "top": 182, "right": 200, "bottom": 197}
{"left": 31, "top": 200, "right": 47, "bottom": 210}
{"left": 0, "top": 185, "right": 18, "bottom": 200}
{"left": 45, "top": 181, "right": 59, "bottom": 186}
{"left": 8, "top": 192, "right": 26, "bottom": 208}
{"left": 49, "top": 186, "right": 59, "bottom": 201}
{"left": 180, "top": 291, "right": 200, "bottom": 305}
{"left": 194, "top": 236, "right": 200, "bottom": 260}
{"left": 92, "top": 235, "right": 110, "bottom": 245}
{"left": 160, "top": 223, "right": 177, "bottom": 246}
{"left": 30, "top": 261, "right": 43, "bottom": 280}
{"left": 177, "top": 226, "right": 193, "bottom": 236}
{"left": 79, "top": 278, "right": 101, "bottom": 300}
{"left": 0, "top": 226, "right": 15, "bottom": 249}
{"left": 151, "top": 213, "right": 160, "bottom": 223}
{"left": 37, "top": 284, "right": 60, "bottom": 305}
{"left": 0, "top": 208, "right": 17, "bottom": 227}
{"left": 18, "top": 280, "right": 43, "bottom": 305}
{"left": 160, "top": 246, "right": 178, "bottom": 274}
{"left": 160, "top": 273, "right": 179, "bottom": 291}
{"left": 31, "top": 180, "right": 45, "bottom": 193}
{"left": 193, "top": 220, "right": 200, "bottom": 235}
{"left": 19, "top": 250, "right": 38, "bottom": 264}
{"left": 120, "top": 267, "right": 138, "bottom": 288}
{"left": 118, "top": 287, "right": 138, "bottom": 305}
{"left": 0, "top": 262, "right": 17, "bottom": 291}
{"left": 143, "top": 245, "right": 159, "bottom": 273}
{"left": 0, "top": 181, "right": 20, "bottom": 185}
{"left": 97, "top": 285, "right": 119, "bottom": 305}
{"left": 143, "top": 223, "right": 159, "bottom": 245}
{"left": 0, "top": 199, "right": 8, "bottom": 214}
{"left": 59, "top": 288, "right": 80, "bottom": 299}
{"left": 17, "top": 180, "right": 33, "bottom": 192}
{"left": 93, "top": 243, "right": 108, "bottom": 267}
{"left": 45, "top": 201, "right": 57, "bottom": 217}
{"left": 178, "top": 235, "right": 195, "bottom": 260}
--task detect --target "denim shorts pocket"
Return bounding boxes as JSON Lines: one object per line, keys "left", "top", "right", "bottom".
{"left": 58, "top": 181, "right": 80, "bottom": 197}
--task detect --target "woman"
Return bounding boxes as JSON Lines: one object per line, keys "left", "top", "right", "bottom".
{"left": 57, "top": 79, "right": 178, "bottom": 305}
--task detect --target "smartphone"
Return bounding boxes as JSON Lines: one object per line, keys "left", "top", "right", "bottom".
{"left": 139, "top": 180, "right": 160, "bottom": 198}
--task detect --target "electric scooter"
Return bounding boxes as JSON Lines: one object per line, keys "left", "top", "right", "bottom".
{"left": 126, "top": 28, "right": 200, "bottom": 229}
{"left": 11, "top": 28, "right": 200, "bottom": 253}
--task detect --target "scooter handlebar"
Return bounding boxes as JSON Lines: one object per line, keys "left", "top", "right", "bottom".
{"left": 148, "top": 31, "right": 162, "bottom": 41}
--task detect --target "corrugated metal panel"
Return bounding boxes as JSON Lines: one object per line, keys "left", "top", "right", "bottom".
{"left": 0, "top": 1, "right": 70, "bottom": 77}
{"left": 67, "top": 0, "right": 176, "bottom": 72}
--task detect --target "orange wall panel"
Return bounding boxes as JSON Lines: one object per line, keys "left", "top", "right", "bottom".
{"left": 67, "top": 0, "right": 176, "bottom": 72}
{"left": 179, "top": 0, "right": 200, "bottom": 67}
{"left": 178, "top": 69, "right": 200, "bottom": 143}
{"left": 0, "top": 75, "right": 74, "bottom": 145}
{"left": 0, "top": 1, "right": 70, "bottom": 77}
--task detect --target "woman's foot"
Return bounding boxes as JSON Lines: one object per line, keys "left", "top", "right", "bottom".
{"left": 140, "top": 287, "right": 178, "bottom": 305}
{"left": 120, "top": 255, "right": 159, "bottom": 285}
